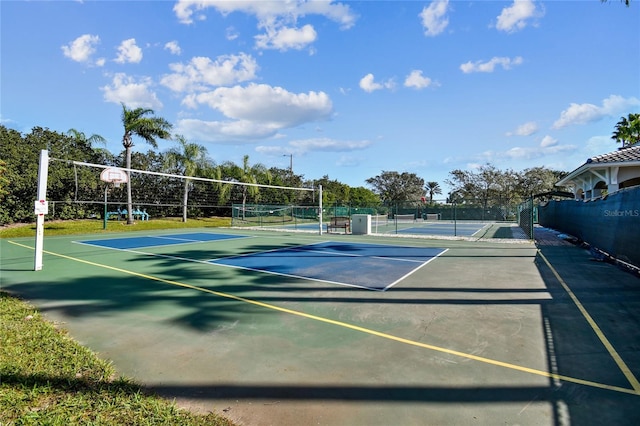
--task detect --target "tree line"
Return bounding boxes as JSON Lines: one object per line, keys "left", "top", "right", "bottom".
{"left": 0, "top": 123, "right": 559, "bottom": 225}
{"left": 0, "top": 124, "right": 381, "bottom": 225}
{"left": 1, "top": 111, "right": 635, "bottom": 225}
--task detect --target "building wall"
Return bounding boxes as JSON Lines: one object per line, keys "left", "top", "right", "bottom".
{"left": 619, "top": 166, "right": 640, "bottom": 185}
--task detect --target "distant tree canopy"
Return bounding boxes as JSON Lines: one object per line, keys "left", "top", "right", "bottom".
{"left": 1, "top": 123, "right": 574, "bottom": 225}
{"left": 0, "top": 125, "right": 381, "bottom": 224}
{"left": 446, "top": 163, "right": 567, "bottom": 207}
{"left": 366, "top": 171, "right": 425, "bottom": 204}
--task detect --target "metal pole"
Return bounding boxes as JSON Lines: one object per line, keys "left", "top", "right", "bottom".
{"left": 529, "top": 196, "right": 535, "bottom": 241}
{"left": 454, "top": 201, "right": 457, "bottom": 236}
{"left": 395, "top": 203, "right": 398, "bottom": 234}
{"left": 318, "top": 184, "right": 323, "bottom": 235}
{"left": 103, "top": 185, "right": 108, "bottom": 230}
{"left": 283, "top": 154, "right": 293, "bottom": 174}
{"left": 34, "top": 150, "right": 49, "bottom": 271}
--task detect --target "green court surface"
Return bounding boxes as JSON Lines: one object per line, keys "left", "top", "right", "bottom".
{"left": 2, "top": 227, "right": 640, "bottom": 425}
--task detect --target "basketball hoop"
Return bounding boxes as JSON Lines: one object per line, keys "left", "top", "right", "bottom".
{"left": 100, "top": 167, "right": 128, "bottom": 230}
{"left": 100, "top": 167, "right": 128, "bottom": 187}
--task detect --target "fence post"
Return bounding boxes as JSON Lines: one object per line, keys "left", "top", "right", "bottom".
{"left": 529, "top": 196, "right": 535, "bottom": 240}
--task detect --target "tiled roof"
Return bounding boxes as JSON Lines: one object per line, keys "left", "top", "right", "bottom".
{"left": 586, "top": 145, "right": 640, "bottom": 164}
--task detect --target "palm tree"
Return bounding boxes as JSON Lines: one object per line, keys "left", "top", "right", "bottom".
{"left": 240, "top": 155, "right": 272, "bottom": 213}
{"left": 425, "top": 181, "right": 442, "bottom": 204}
{"left": 601, "top": 0, "right": 631, "bottom": 6}
{"left": 164, "top": 135, "right": 209, "bottom": 222}
{"left": 210, "top": 157, "right": 272, "bottom": 220}
{"left": 66, "top": 128, "right": 111, "bottom": 165}
{"left": 612, "top": 113, "right": 640, "bottom": 147}
{"left": 66, "top": 128, "right": 107, "bottom": 147}
{"left": 120, "top": 103, "right": 172, "bottom": 224}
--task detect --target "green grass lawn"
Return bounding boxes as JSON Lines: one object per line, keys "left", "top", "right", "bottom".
{"left": 0, "top": 217, "right": 232, "bottom": 239}
{"left": 1, "top": 217, "right": 236, "bottom": 425}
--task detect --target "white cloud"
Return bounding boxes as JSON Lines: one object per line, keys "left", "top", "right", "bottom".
{"left": 189, "top": 83, "right": 332, "bottom": 125}
{"left": 0, "top": 115, "right": 15, "bottom": 125}
{"left": 255, "top": 145, "right": 288, "bottom": 155}
{"left": 359, "top": 73, "right": 395, "bottom": 93}
{"left": 101, "top": 73, "right": 162, "bottom": 109}
{"left": 479, "top": 141, "right": 575, "bottom": 162}
{"left": 506, "top": 121, "right": 538, "bottom": 136}
{"left": 255, "top": 24, "right": 317, "bottom": 51}
{"left": 161, "top": 53, "right": 258, "bottom": 93}
{"left": 226, "top": 26, "right": 239, "bottom": 41}
{"left": 404, "top": 70, "right": 436, "bottom": 90}
{"left": 115, "top": 38, "right": 143, "bottom": 64}
{"left": 584, "top": 135, "right": 618, "bottom": 157}
{"left": 164, "top": 41, "right": 182, "bottom": 55}
{"left": 419, "top": 0, "right": 450, "bottom": 37}
{"left": 61, "top": 34, "right": 102, "bottom": 65}
{"left": 336, "top": 155, "right": 361, "bottom": 167}
{"left": 495, "top": 0, "right": 543, "bottom": 33}
{"left": 175, "top": 0, "right": 356, "bottom": 27}
{"left": 173, "top": 0, "right": 356, "bottom": 52}
{"left": 460, "top": 56, "right": 523, "bottom": 73}
{"left": 176, "top": 83, "right": 333, "bottom": 142}
{"left": 539, "top": 135, "right": 557, "bottom": 147}
{"left": 360, "top": 74, "right": 381, "bottom": 93}
{"left": 177, "top": 118, "right": 279, "bottom": 142}
{"left": 289, "top": 137, "right": 371, "bottom": 152}
{"left": 552, "top": 95, "right": 640, "bottom": 129}
{"left": 256, "top": 138, "right": 371, "bottom": 157}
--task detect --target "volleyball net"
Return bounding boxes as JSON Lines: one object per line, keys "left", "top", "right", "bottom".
{"left": 232, "top": 204, "right": 320, "bottom": 228}
{"left": 41, "top": 154, "right": 319, "bottom": 223}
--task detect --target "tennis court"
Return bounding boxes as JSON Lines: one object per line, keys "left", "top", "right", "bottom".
{"left": 375, "top": 220, "right": 492, "bottom": 237}
{"left": 2, "top": 227, "right": 639, "bottom": 425}
{"left": 262, "top": 219, "right": 494, "bottom": 238}
{"left": 76, "top": 234, "right": 446, "bottom": 291}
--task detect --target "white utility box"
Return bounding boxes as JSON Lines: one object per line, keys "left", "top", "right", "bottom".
{"left": 351, "top": 214, "right": 371, "bottom": 235}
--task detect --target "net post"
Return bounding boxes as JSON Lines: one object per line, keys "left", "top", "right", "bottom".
{"left": 34, "top": 150, "right": 49, "bottom": 271}
{"left": 453, "top": 201, "right": 457, "bottom": 236}
{"left": 103, "top": 185, "right": 108, "bottom": 230}
{"left": 318, "top": 184, "right": 323, "bottom": 235}
{"left": 529, "top": 196, "right": 534, "bottom": 241}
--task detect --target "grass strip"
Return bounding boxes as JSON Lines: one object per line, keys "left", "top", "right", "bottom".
{"left": 0, "top": 292, "right": 235, "bottom": 425}
{"left": 0, "top": 217, "right": 232, "bottom": 239}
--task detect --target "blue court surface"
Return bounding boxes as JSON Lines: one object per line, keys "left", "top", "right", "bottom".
{"left": 75, "top": 234, "right": 446, "bottom": 291}
{"left": 76, "top": 232, "right": 247, "bottom": 250}
{"left": 210, "top": 241, "right": 447, "bottom": 291}
{"left": 389, "top": 222, "right": 490, "bottom": 237}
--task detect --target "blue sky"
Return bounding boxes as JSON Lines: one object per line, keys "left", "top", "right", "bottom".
{"left": 2, "top": 0, "right": 639, "bottom": 195}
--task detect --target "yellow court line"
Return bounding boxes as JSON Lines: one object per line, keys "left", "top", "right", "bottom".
{"left": 538, "top": 249, "right": 640, "bottom": 393}
{"left": 9, "top": 240, "right": 640, "bottom": 397}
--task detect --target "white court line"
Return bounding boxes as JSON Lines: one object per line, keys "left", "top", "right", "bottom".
{"left": 74, "top": 238, "right": 446, "bottom": 292}
{"left": 73, "top": 234, "right": 254, "bottom": 251}
{"left": 209, "top": 241, "right": 436, "bottom": 264}
{"left": 207, "top": 261, "right": 386, "bottom": 292}
{"left": 382, "top": 248, "right": 448, "bottom": 291}
{"left": 205, "top": 240, "right": 340, "bottom": 262}
{"left": 73, "top": 239, "right": 200, "bottom": 251}
{"left": 289, "top": 247, "right": 431, "bottom": 264}
{"left": 209, "top": 242, "right": 448, "bottom": 292}
{"left": 76, "top": 241, "right": 387, "bottom": 292}
{"left": 152, "top": 234, "right": 251, "bottom": 243}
